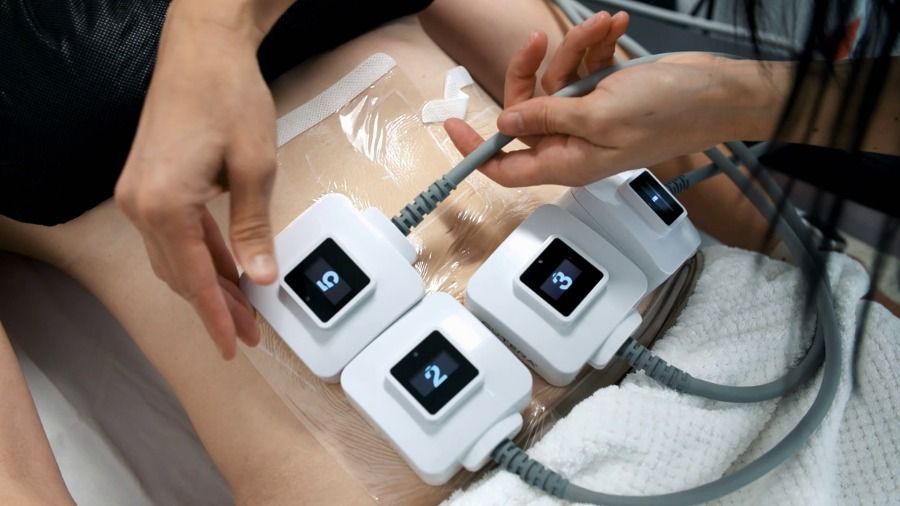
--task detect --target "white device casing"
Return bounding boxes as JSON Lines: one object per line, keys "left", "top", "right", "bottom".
{"left": 341, "top": 293, "right": 532, "bottom": 485}
{"left": 466, "top": 205, "right": 648, "bottom": 387}
{"left": 514, "top": 236, "right": 609, "bottom": 326}
{"left": 561, "top": 168, "right": 701, "bottom": 292}
{"left": 240, "top": 193, "right": 424, "bottom": 382}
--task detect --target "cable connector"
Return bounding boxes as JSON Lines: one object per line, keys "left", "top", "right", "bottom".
{"left": 665, "top": 174, "right": 692, "bottom": 195}
{"left": 391, "top": 176, "right": 456, "bottom": 236}
{"left": 617, "top": 337, "right": 690, "bottom": 392}
{"left": 492, "top": 439, "right": 570, "bottom": 499}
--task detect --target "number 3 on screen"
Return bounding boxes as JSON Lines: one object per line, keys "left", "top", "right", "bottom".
{"left": 552, "top": 271, "right": 573, "bottom": 290}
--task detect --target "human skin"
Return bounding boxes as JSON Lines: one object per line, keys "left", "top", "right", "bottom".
{"left": 114, "top": 0, "right": 297, "bottom": 362}
{"left": 0, "top": 322, "right": 74, "bottom": 505}
{"left": 446, "top": 53, "right": 900, "bottom": 187}
{"left": 116, "top": 0, "right": 618, "bottom": 366}
{"left": 0, "top": 2, "right": 810, "bottom": 502}
{"left": 0, "top": 4, "right": 584, "bottom": 503}
{"left": 442, "top": 10, "right": 777, "bottom": 252}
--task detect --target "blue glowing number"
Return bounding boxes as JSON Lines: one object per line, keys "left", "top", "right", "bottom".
{"left": 551, "top": 271, "right": 574, "bottom": 291}
{"left": 423, "top": 364, "right": 448, "bottom": 389}
{"left": 316, "top": 271, "right": 340, "bottom": 292}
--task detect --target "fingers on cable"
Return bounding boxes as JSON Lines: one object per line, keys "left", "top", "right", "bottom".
{"left": 583, "top": 11, "right": 630, "bottom": 73}
{"left": 444, "top": 118, "right": 486, "bottom": 156}
{"left": 542, "top": 11, "right": 612, "bottom": 94}
{"left": 497, "top": 96, "right": 588, "bottom": 138}
{"left": 504, "top": 31, "right": 548, "bottom": 108}
{"left": 480, "top": 137, "right": 594, "bottom": 187}
{"left": 227, "top": 146, "right": 278, "bottom": 285}
{"left": 446, "top": 118, "right": 567, "bottom": 187}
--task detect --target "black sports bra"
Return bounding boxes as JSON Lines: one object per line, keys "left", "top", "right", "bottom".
{"left": 0, "top": 0, "right": 433, "bottom": 225}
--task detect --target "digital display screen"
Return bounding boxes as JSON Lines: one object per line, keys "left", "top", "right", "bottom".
{"left": 303, "top": 258, "right": 352, "bottom": 305}
{"left": 408, "top": 351, "right": 459, "bottom": 398}
{"left": 538, "top": 259, "right": 583, "bottom": 301}
{"left": 520, "top": 238, "right": 605, "bottom": 317}
{"left": 283, "top": 238, "right": 370, "bottom": 323}
{"left": 391, "top": 331, "right": 479, "bottom": 415}
{"left": 628, "top": 171, "right": 684, "bottom": 226}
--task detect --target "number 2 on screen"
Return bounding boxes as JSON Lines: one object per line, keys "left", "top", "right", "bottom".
{"left": 424, "top": 364, "right": 448, "bottom": 389}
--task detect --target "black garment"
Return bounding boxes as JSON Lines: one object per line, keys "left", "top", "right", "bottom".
{"left": 759, "top": 144, "right": 900, "bottom": 218}
{"left": 0, "top": 0, "right": 433, "bottom": 226}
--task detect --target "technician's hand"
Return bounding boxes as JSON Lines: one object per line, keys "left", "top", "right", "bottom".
{"left": 445, "top": 12, "right": 745, "bottom": 187}
{"left": 115, "top": 3, "right": 278, "bottom": 359}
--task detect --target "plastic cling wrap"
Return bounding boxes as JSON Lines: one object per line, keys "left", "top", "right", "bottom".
{"left": 241, "top": 54, "right": 699, "bottom": 504}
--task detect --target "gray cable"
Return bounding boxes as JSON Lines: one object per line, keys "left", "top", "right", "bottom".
{"left": 724, "top": 141, "right": 812, "bottom": 242}
{"left": 391, "top": 53, "right": 669, "bottom": 235}
{"left": 624, "top": 149, "right": 827, "bottom": 404}
{"left": 568, "top": 162, "right": 839, "bottom": 505}
{"left": 615, "top": 27, "right": 827, "bottom": 402}
{"left": 492, "top": 9, "right": 842, "bottom": 504}
{"left": 664, "top": 160, "right": 721, "bottom": 194}
{"left": 581, "top": 0, "right": 797, "bottom": 53}
{"left": 619, "top": 28, "right": 810, "bottom": 247}
{"left": 663, "top": 143, "right": 770, "bottom": 195}
{"left": 557, "top": 0, "right": 588, "bottom": 25}
{"left": 558, "top": 0, "right": 650, "bottom": 59}
{"left": 596, "top": 17, "right": 828, "bottom": 404}
{"left": 570, "top": 0, "right": 595, "bottom": 22}
{"left": 494, "top": 152, "right": 841, "bottom": 505}
{"left": 617, "top": 326, "right": 824, "bottom": 403}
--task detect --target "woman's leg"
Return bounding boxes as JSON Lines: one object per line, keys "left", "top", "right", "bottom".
{"left": 0, "top": 322, "right": 74, "bottom": 505}
{"left": 0, "top": 9, "right": 573, "bottom": 503}
{"left": 420, "top": 0, "right": 570, "bottom": 101}
{"left": 0, "top": 4, "right": 777, "bottom": 503}
{"left": 422, "top": 0, "right": 777, "bottom": 253}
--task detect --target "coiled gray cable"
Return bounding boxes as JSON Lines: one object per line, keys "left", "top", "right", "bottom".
{"left": 616, "top": 329, "right": 825, "bottom": 403}
{"left": 391, "top": 53, "right": 670, "bottom": 235}
{"left": 494, "top": 153, "right": 841, "bottom": 505}
{"left": 618, "top": 145, "right": 828, "bottom": 404}
{"left": 489, "top": 3, "right": 841, "bottom": 504}
{"left": 663, "top": 160, "right": 722, "bottom": 194}
{"left": 608, "top": 31, "right": 827, "bottom": 404}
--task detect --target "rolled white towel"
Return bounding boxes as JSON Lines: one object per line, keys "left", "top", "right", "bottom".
{"left": 447, "top": 245, "right": 900, "bottom": 505}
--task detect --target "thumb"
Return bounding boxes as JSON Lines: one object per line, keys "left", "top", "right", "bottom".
{"left": 496, "top": 96, "right": 588, "bottom": 138}
{"left": 228, "top": 156, "right": 278, "bottom": 285}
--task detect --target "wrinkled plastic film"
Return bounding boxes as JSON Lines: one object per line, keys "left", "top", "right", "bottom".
{"left": 241, "top": 59, "right": 698, "bottom": 504}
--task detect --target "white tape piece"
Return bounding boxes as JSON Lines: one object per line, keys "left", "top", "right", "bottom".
{"left": 276, "top": 53, "right": 397, "bottom": 147}
{"left": 421, "top": 66, "right": 475, "bottom": 124}
{"left": 421, "top": 97, "right": 469, "bottom": 124}
{"left": 443, "top": 66, "right": 475, "bottom": 99}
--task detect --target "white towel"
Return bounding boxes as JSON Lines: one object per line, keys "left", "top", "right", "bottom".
{"left": 447, "top": 245, "right": 900, "bottom": 505}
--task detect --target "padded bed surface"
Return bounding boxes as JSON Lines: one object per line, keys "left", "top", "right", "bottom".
{"left": 0, "top": 252, "right": 232, "bottom": 505}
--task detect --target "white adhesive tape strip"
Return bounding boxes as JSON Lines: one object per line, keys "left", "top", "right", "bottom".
{"left": 421, "top": 97, "right": 469, "bottom": 124}
{"left": 276, "top": 53, "right": 397, "bottom": 147}
{"left": 422, "top": 66, "right": 475, "bottom": 124}
{"left": 443, "top": 66, "right": 474, "bottom": 99}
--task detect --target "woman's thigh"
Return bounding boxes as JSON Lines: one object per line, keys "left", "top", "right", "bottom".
{"left": 0, "top": 15, "right": 567, "bottom": 504}
{"left": 2, "top": 5, "right": 760, "bottom": 502}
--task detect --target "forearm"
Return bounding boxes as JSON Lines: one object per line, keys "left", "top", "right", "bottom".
{"left": 720, "top": 57, "right": 900, "bottom": 155}
{"left": 419, "top": 0, "right": 569, "bottom": 102}
{"left": 167, "top": 0, "right": 296, "bottom": 46}
{"left": 0, "top": 323, "right": 73, "bottom": 505}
